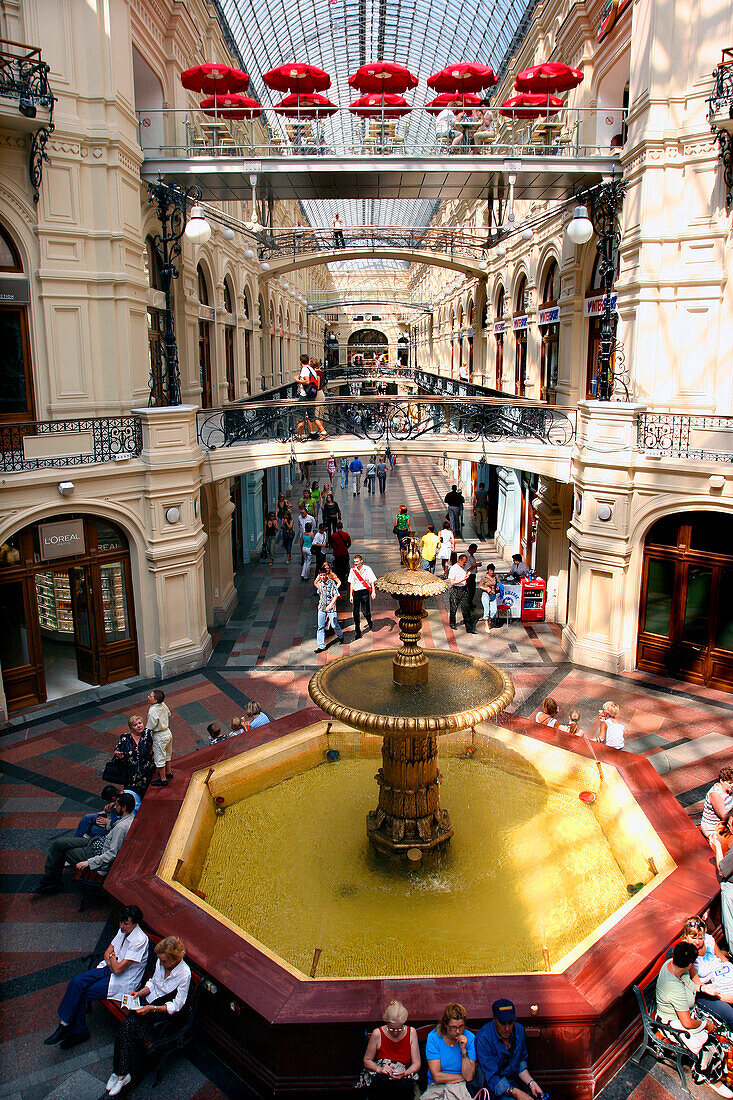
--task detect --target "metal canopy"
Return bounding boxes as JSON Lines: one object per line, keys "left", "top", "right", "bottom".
{"left": 141, "top": 154, "right": 616, "bottom": 202}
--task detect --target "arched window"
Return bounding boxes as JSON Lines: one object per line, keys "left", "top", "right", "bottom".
{"left": 144, "top": 236, "right": 167, "bottom": 405}
{"left": 494, "top": 286, "right": 505, "bottom": 390}
{"left": 197, "top": 265, "right": 212, "bottom": 407}
{"left": 243, "top": 289, "right": 251, "bottom": 321}
{"left": 514, "top": 276, "right": 528, "bottom": 397}
{"left": 515, "top": 275, "right": 528, "bottom": 315}
{"left": 0, "top": 224, "right": 35, "bottom": 422}
{"left": 540, "top": 260, "right": 560, "bottom": 403}
{"left": 586, "top": 251, "right": 619, "bottom": 398}
{"left": 223, "top": 278, "right": 236, "bottom": 402}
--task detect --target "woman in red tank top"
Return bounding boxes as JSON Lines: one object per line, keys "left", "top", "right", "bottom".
{"left": 360, "top": 1000, "right": 421, "bottom": 1098}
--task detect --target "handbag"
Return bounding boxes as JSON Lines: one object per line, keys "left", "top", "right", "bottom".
{"left": 392, "top": 524, "right": 399, "bottom": 534}
{"left": 102, "top": 757, "right": 126, "bottom": 784}
{"left": 305, "top": 382, "right": 318, "bottom": 399}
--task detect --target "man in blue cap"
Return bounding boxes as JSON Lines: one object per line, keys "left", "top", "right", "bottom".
{"left": 475, "top": 999, "right": 545, "bottom": 1100}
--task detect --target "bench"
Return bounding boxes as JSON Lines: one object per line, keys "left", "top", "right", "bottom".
{"left": 632, "top": 981, "right": 695, "bottom": 1093}
{"left": 73, "top": 866, "right": 106, "bottom": 913}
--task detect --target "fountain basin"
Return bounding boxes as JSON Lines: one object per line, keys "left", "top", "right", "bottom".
{"left": 107, "top": 707, "right": 719, "bottom": 1098}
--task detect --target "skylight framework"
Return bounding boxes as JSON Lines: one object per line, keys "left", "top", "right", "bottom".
{"left": 217, "top": 0, "right": 537, "bottom": 228}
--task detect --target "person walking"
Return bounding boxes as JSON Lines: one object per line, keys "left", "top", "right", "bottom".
{"left": 310, "top": 481, "right": 322, "bottom": 526}
{"left": 331, "top": 521, "right": 352, "bottom": 589}
{"left": 315, "top": 563, "right": 345, "bottom": 651}
{"left": 322, "top": 492, "right": 341, "bottom": 544}
{"left": 301, "top": 521, "right": 314, "bottom": 581}
{"left": 376, "top": 454, "right": 388, "bottom": 494}
{"left": 349, "top": 553, "right": 376, "bottom": 638}
{"left": 332, "top": 212, "right": 345, "bottom": 248}
{"left": 393, "top": 505, "right": 413, "bottom": 555}
{"left": 312, "top": 524, "right": 328, "bottom": 572}
{"left": 366, "top": 457, "right": 377, "bottom": 494}
{"left": 327, "top": 454, "right": 336, "bottom": 488}
{"left": 264, "top": 511, "right": 279, "bottom": 566}
{"left": 340, "top": 456, "right": 349, "bottom": 490}
{"left": 349, "top": 455, "right": 364, "bottom": 496}
{"left": 474, "top": 481, "right": 490, "bottom": 540}
{"left": 436, "top": 520, "right": 455, "bottom": 577}
{"left": 281, "top": 511, "right": 295, "bottom": 563}
{"left": 448, "top": 553, "right": 477, "bottom": 633}
{"left": 295, "top": 353, "right": 326, "bottom": 439}
{"left": 444, "top": 484, "right": 465, "bottom": 535}
{"left": 465, "top": 543, "right": 481, "bottom": 606}
{"left": 420, "top": 524, "right": 440, "bottom": 573}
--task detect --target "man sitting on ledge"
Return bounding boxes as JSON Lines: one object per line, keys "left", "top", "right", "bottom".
{"left": 475, "top": 999, "right": 545, "bottom": 1100}
{"left": 33, "top": 792, "right": 136, "bottom": 895}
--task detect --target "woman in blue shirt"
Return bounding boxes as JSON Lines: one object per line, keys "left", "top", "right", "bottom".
{"left": 421, "top": 1002, "right": 476, "bottom": 1099}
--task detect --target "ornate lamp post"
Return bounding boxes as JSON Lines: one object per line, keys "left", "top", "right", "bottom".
{"left": 566, "top": 173, "right": 626, "bottom": 401}
{"left": 146, "top": 178, "right": 209, "bottom": 405}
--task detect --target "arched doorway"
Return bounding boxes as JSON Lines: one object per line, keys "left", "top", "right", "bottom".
{"left": 347, "top": 328, "right": 388, "bottom": 367}
{"left": 197, "top": 265, "right": 213, "bottom": 408}
{"left": 397, "top": 334, "right": 409, "bottom": 367}
{"left": 637, "top": 511, "right": 733, "bottom": 690}
{"left": 0, "top": 515, "right": 139, "bottom": 711}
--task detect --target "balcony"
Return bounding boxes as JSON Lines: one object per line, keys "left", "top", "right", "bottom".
{"left": 0, "top": 417, "right": 143, "bottom": 473}
{"left": 137, "top": 105, "right": 624, "bottom": 202}
{"left": 0, "top": 38, "right": 54, "bottom": 133}
{"left": 637, "top": 413, "right": 733, "bottom": 463}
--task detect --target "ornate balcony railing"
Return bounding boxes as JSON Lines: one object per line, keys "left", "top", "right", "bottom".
{"left": 260, "top": 225, "right": 488, "bottom": 262}
{"left": 708, "top": 49, "right": 733, "bottom": 210}
{"left": 637, "top": 413, "right": 733, "bottom": 462}
{"left": 197, "top": 396, "right": 575, "bottom": 452}
{"left": 0, "top": 38, "right": 55, "bottom": 202}
{"left": 0, "top": 416, "right": 143, "bottom": 472}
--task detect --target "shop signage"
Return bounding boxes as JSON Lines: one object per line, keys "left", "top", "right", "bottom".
{"left": 513, "top": 315, "right": 529, "bottom": 331}
{"left": 0, "top": 276, "right": 30, "bottom": 304}
{"left": 584, "top": 292, "right": 618, "bottom": 317}
{"left": 538, "top": 305, "right": 560, "bottom": 325}
{"left": 493, "top": 320, "right": 506, "bottom": 334}
{"left": 39, "top": 519, "right": 86, "bottom": 561}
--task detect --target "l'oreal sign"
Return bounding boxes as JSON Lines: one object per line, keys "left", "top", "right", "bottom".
{"left": 39, "top": 519, "right": 86, "bottom": 561}
{"left": 584, "top": 293, "right": 618, "bottom": 317}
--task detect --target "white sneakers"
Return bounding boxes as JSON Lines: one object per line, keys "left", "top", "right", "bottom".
{"left": 108, "top": 1074, "right": 131, "bottom": 1096}
{"left": 709, "top": 1082, "right": 733, "bottom": 1098}
{"left": 105, "top": 1074, "right": 118, "bottom": 1091}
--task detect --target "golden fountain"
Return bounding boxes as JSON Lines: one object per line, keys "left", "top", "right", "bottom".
{"left": 309, "top": 539, "right": 514, "bottom": 859}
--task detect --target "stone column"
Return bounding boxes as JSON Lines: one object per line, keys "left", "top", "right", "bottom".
{"left": 132, "top": 405, "right": 211, "bottom": 676}
{"left": 534, "top": 478, "right": 573, "bottom": 623}
{"left": 562, "top": 401, "right": 646, "bottom": 671}
{"left": 202, "top": 479, "right": 237, "bottom": 627}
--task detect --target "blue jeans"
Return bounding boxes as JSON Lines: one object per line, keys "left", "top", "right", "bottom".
{"left": 74, "top": 812, "right": 107, "bottom": 838}
{"left": 481, "top": 592, "right": 498, "bottom": 621}
{"left": 697, "top": 992, "right": 733, "bottom": 1027}
{"left": 317, "top": 608, "right": 343, "bottom": 649}
{"left": 722, "top": 881, "right": 733, "bottom": 952}
{"left": 422, "top": 558, "right": 436, "bottom": 573}
{"left": 340, "top": 468, "right": 348, "bottom": 489}
{"left": 58, "top": 966, "right": 111, "bottom": 1034}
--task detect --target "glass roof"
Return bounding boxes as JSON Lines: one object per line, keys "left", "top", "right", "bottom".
{"left": 217, "top": 0, "right": 537, "bottom": 228}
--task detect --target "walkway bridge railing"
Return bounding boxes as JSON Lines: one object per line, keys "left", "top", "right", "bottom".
{"left": 137, "top": 106, "right": 624, "bottom": 162}
{"left": 259, "top": 225, "right": 487, "bottom": 262}
{"left": 308, "top": 290, "right": 432, "bottom": 314}
{"left": 197, "top": 394, "right": 576, "bottom": 453}
{"left": 247, "top": 366, "right": 501, "bottom": 403}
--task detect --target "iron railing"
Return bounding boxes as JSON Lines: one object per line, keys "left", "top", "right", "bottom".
{"left": 637, "top": 413, "right": 733, "bottom": 462}
{"left": 0, "top": 417, "right": 143, "bottom": 472}
{"left": 197, "top": 395, "right": 575, "bottom": 452}
{"left": 0, "top": 38, "right": 54, "bottom": 110}
{"left": 136, "top": 105, "right": 626, "bottom": 162}
{"left": 260, "top": 224, "right": 488, "bottom": 262}
{"left": 245, "top": 366, "right": 500, "bottom": 403}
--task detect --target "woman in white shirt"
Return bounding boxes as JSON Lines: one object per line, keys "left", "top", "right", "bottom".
{"left": 105, "top": 936, "right": 191, "bottom": 1095}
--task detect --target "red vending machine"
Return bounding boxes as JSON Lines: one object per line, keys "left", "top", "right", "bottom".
{"left": 521, "top": 578, "right": 546, "bottom": 622}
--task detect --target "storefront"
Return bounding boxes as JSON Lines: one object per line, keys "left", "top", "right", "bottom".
{"left": 637, "top": 511, "right": 733, "bottom": 691}
{"left": 0, "top": 515, "right": 138, "bottom": 712}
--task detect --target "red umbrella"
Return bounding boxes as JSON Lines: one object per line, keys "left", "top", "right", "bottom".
{"left": 427, "top": 63, "right": 497, "bottom": 94}
{"left": 514, "top": 62, "right": 583, "bottom": 94}
{"left": 274, "top": 93, "right": 338, "bottom": 119}
{"left": 500, "top": 93, "right": 564, "bottom": 119}
{"left": 348, "top": 93, "right": 411, "bottom": 119}
{"left": 348, "top": 62, "right": 418, "bottom": 94}
{"left": 200, "top": 94, "right": 261, "bottom": 119}
{"left": 425, "top": 92, "right": 482, "bottom": 115}
{"left": 181, "top": 63, "right": 249, "bottom": 94}
{"left": 263, "top": 63, "right": 331, "bottom": 94}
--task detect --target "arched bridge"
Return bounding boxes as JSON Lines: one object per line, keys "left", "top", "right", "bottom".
{"left": 259, "top": 225, "right": 489, "bottom": 277}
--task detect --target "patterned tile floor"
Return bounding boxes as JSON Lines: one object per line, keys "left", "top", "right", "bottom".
{"left": 2, "top": 456, "right": 733, "bottom": 1098}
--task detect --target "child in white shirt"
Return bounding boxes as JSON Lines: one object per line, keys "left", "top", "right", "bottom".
{"left": 146, "top": 689, "right": 173, "bottom": 786}
{"left": 597, "top": 700, "right": 625, "bottom": 750}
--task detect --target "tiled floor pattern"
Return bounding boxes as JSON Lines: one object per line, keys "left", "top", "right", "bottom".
{"left": 2, "top": 456, "right": 733, "bottom": 1098}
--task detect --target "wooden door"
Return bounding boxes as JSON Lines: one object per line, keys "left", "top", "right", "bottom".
{"left": 0, "top": 576, "right": 46, "bottom": 708}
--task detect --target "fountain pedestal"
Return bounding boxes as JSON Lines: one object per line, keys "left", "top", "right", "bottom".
{"left": 367, "top": 730, "right": 453, "bottom": 856}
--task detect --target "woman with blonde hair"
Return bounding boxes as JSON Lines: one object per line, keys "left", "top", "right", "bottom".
{"left": 104, "top": 936, "right": 191, "bottom": 1095}
{"left": 360, "top": 1000, "right": 420, "bottom": 1097}
{"left": 421, "top": 1002, "right": 476, "bottom": 1099}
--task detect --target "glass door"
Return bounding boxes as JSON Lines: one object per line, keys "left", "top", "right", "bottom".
{"left": 0, "top": 578, "right": 45, "bottom": 708}
{"left": 676, "top": 565, "right": 714, "bottom": 680}
{"left": 70, "top": 565, "right": 99, "bottom": 684}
